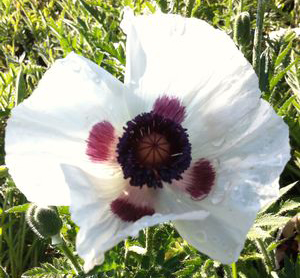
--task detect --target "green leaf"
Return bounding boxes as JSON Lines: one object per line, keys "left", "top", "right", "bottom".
{"left": 5, "top": 203, "right": 30, "bottom": 213}
{"left": 173, "top": 265, "right": 195, "bottom": 277}
{"left": 78, "top": 0, "right": 103, "bottom": 26}
{"left": 278, "top": 199, "right": 300, "bottom": 214}
{"left": 22, "top": 267, "right": 46, "bottom": 277}
{"left": 145, "top": 2, "right": 156, "bottom": 13}
{"left": 57, "top": 206, "right": 70, "bottom": 215}
{"left": 247, "top": 226, "right": 272, "bottom": 240}
{"left": 186, "top": 0, "right": 196, "bottom": 17}
{"left": 15, "top": 66, "right": 26, "bottom": 105}
{"left": 275, "top": 40, "right": 293, "bottom": 68}
{"left": 255, "top": 214, "right": 290, "bottom": 228}
{"left": 270, "top": 58, "right": 299, "bottom": 91}
{"left": 278, "top": 95, "right": 296, "bottom": 116}
{"left": 0, "top": 166, "right": 8, "bottom": 178}
{"left": 267, "top": 238, "right": 288, "bottom": 252}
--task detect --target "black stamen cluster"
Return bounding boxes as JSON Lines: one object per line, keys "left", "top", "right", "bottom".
{"left": 117, "top": 112, "right": 191, "bottom": 188}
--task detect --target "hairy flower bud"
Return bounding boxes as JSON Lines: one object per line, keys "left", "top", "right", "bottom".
{"left": 26, "top": 204, "right": 62, "bottom": 239}
{"left": 234, "top": 12, "right": 251, "bottom": 47}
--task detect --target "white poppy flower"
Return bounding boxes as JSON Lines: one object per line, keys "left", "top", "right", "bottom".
{"left": 5, "top": 10, "right": 290, "bottom": 272}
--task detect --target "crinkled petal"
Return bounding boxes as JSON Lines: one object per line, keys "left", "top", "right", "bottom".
{"left": 5, "top": 53, "right": 128, "bottom": 205}
{"left": 159, "top": 178, "right": 264, "bottom": 263}
{"left": 158, "top": 99, "right": 290, "bottom": 263}
{"left": 122, "top": 11, "right": 260, "bottom": 135}
{"left": 173, "top": 218, "right": 245, "bottom": 264}
{"left": 162, "top": 110, "right": 288, "bottom": 263}
{"left": 205, "top": 99, "right": 290, "bottom": 208}
{"left": 61, "top": 164, "right": 209, "bottom": 272}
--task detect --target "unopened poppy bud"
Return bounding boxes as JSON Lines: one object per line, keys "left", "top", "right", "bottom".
{"left": 234, "top": 12, "right": 251, "bottom": 46}
{"left": 26, "top": 204, "right": 62, "bottom": 239}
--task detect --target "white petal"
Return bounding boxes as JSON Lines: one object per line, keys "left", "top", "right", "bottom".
{"left": 173, "top": 218, "right": 246, "bottom": 264}
{"left": 5, "top": 53, "right": 128, "bottom": 205}
{"left": 172, "top": 173, "right": 269, "bottom": 263}
{"left": 206, "top": 99, "right": 290, "bottom": 208}
{"left": 160, "top": 99, "right": 290, "bottom": 262}
{"left": 121, "top": 12, "right": 290, "bottom": 263}
{"left": 61, "top": 164, "right": 209, "bottom": 272}
{"left": 122, "top": 12, "right": 260, "bottom": 126}
{"left": 161, "top": 181, "right": 259, "bottom": 264}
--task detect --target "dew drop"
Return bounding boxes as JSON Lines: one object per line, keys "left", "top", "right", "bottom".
{"left": 211, "top": 137, "right": 225, "bottom": 147}
{"left": 224, "top": 181, "right": 231, "bottom": 190}
{"left": 210, "top": 191, "right": 224, "bottom": 204}
{"left": 210, "top": 179, "right": 230, "bottom": 204}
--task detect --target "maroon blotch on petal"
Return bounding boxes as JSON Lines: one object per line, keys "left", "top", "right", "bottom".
{"left": 110, "top": 198, "right": 155, "bottom": 222}
{"left": 153, "top": 96, "right": 186, "bottom": 124}
{"left": 86, "top": 121, "right": 115, "bottom": 162}
{"left": 187, "top": 159, "right": 215, "bottom": 200}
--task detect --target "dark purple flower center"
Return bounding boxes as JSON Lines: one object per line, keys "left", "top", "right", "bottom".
{"left": 117, "top": 112, "right": 191, "bottom": 188}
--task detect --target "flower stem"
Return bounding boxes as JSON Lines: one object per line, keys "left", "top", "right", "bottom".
{"left": 239, "top": 0, "right": 244, "bottom": 12}
{"left": 256, "top": 238, "right": 274, "bottom": 272}
{"left": 226, "top": 0, "right": 233, "bottom": 29}
{"left": 252, "top": 0, "right": 266, "bottom": 76}
{"left": 52, "top": 234, "right": 82, "bottom": 274}
{"left": 145, "top": 226, "right": 154, "bottom": 256}
{"left": 231, "top": 262, "right": 238, "bottom": 278}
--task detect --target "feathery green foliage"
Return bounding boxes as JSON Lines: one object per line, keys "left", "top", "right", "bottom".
{"left": 0, "top": 0, "right": 299, "bottom": 277}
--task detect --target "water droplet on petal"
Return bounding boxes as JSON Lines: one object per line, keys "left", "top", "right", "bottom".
{"left": 210, "top": 191, "right": 224, "bottom": 204}
{"left": 211, "top": 137, "right": 225, "bottom": 147}
{"left": 210, "top": 179, "right": 231, "bottom": 204}
{"left": 224, "top": 181, "right": 231, "bottom": 190}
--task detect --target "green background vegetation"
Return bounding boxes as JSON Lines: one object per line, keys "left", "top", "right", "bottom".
{"left": 0, "top": 0, "right": 300, "bottom": 277}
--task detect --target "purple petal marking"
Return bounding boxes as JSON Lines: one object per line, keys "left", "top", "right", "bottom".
{"left": 186, "top": 159, "right": 215, "bottom": 200}
{"left": 86, "top": 121, "right": 115, "bottom": 162}
{"left": 110, "top": 198, "right": 155, "bottom": 222}
{"left": 153, "top": 96, "right": 186, "bottom": 124}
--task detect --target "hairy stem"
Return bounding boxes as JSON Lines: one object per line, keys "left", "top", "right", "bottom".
{"left": 231, "top": 262, "right": 238, "bottom": 278}
{"left": 256, "top": 238, "right": 274, "bottom": 272}
{"left": 253, "top": 0, "right": 266, "bottom": 76}
{"left": 52, "top": 234, "right": 82, "bottom": 274}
